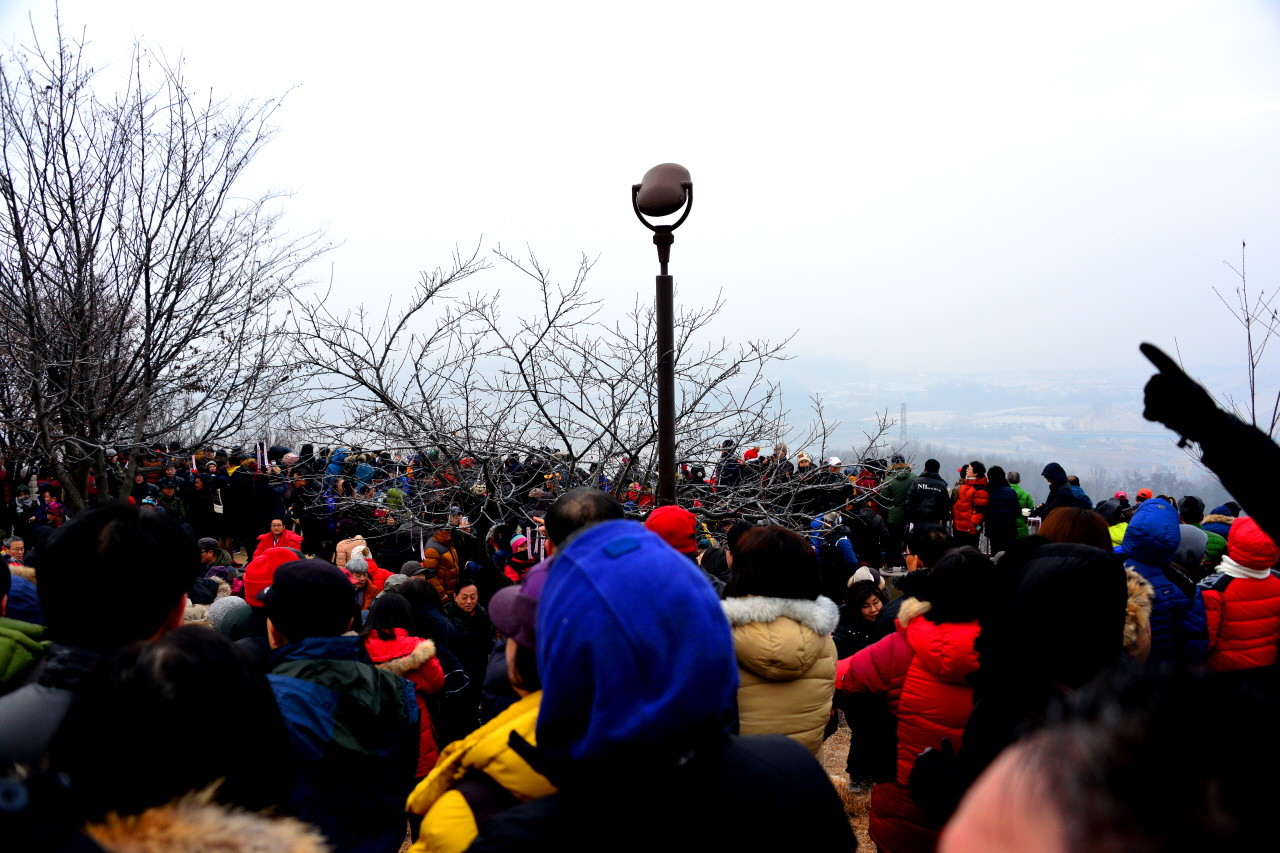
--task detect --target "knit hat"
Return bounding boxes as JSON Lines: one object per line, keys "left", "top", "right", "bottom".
{"left": 206, "top": 595, "right": 248, "bottom": 632}
{"left": 188, "top": 577, "right": 221, "bottom": 606}
{"left": 796, "top": 451, "right": 811, "bottom": 464}
{"left": 511, "top": 534, "right": 529, "bottom": 552}
{"left": 644, "top": 505, "right": 698, "bottom": 555}
{"left": 1226, "top": 517, "right": 1280, "bottom": 571}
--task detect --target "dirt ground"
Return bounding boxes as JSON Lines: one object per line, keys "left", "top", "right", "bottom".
{"left": 820, "top": 712, "right": 874, "bottom": 850}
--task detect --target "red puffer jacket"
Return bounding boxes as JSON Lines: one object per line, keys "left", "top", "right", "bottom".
{"left": 836, "top": 598, "right": 980, "bottom": 853}
{"left": 1199, "top": 516, "right": 1280, "bottom": 672}
{"left": 364, "top": 629, "right": 446, "bottom": 777}
{"left": 951, "top": 477, "right": 988, "bottom": 535}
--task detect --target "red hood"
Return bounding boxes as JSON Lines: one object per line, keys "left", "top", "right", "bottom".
{"left": 364, "top": 627, "right": 424, "bottom": 662}
{"left": 1227, "top": 516, "right": 1280, "bottom": 570}
{"left": 906, "top": 617, "right": 980, "bottom": 685}
{"left": 243, "top": 547, "right": 302, "bottom": 608}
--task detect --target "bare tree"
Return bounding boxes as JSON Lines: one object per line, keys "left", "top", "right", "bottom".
{"left": 1211, "top": 242, "right": 1280, "bottom": 437}
{"left": 0, "top": 20, "right": 326, "bottom": 510}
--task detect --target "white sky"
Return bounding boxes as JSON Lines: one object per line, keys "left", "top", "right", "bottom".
{"left": 4, "top": 1, "right": 1280, "bottom": 379}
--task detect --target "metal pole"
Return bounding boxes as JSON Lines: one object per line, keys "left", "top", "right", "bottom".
{"left": 656, "top": 269, "right": 676, "bottom": 505}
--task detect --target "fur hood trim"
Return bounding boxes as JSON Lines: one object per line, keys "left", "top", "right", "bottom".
{"left": 721, "top": 595, "right": 839, "bottom": 635}
{"left": 183, "top": 603, "right": 210, "bottom": 628}
{"left": 898, "top": 597, "right": 932, "bottom": 627}
{"left": 1124, "top": 569, "right": 1154, "bottom": 655}
{"left": 86, "top": 788, "right": 328, "bottom": 853}
{"left": 8, "top": 564, "right": 35, "bottom": 583}
{"left": 1203, "top": 514, "right": 1234, "bottom": 527}
{"left": 374, "top": 638, "right": 437, "bottom": 675}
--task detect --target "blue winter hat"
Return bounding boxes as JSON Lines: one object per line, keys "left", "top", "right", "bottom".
{"left": 535, "top": 519, "right": 738, "bottom": 762}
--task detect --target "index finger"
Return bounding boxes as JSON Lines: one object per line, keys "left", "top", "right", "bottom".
{"left": 1140, "top": 342, "right": 1189, "bottom": 379}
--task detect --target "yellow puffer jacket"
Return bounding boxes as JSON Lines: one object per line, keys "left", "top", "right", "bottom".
{"left": 406, "top": 691, "right": 554, "bottom": 853}
{"left": 722, "top": 595, "right": 839, "bottom": 756}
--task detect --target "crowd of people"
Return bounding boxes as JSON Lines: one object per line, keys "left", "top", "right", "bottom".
{"left": 1, "top": 351, "right": 1280, "bottom": 852}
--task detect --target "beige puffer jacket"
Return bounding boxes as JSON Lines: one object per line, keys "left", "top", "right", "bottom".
{"left": 722, "top": 594, "right": 839, "bottom": 756}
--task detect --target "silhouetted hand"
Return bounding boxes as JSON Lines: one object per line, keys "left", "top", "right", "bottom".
{"left": 1141, "top": 343, "right": 1225, "bottom": 444}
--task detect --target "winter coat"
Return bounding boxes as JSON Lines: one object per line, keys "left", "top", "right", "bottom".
{"left": 848, "top": 506, "right": 889, "bottom": 568}
{"left": 264, "top": 634, "right": 420, "bottom": 853}
{"left": 444, "top": 599, "right": 495, "bottom": 686}
{"left": 982, "top": 483, "right": 1020, "bottom": 543}
{"left": 1203, "top": 512, "right": 1234, "bottom": 541}
{"left": 335, "top": 536, "right": 372, "bottom": 568}
{"left": 365, "top": 630, "right": 446, "bottom": 776}
{"left": 256, "top": 529, "right": 303, "bottom": 555}
{"left": 1010, "top": 483, "right": 1035, "bottom": 537}
{"left": 406, "top": 691, "right": 555, "bottom": 853}
{"left": 0, "top": 617, "right": 48, "bottom": 690}
{"left": 1039, "top": 462, "right": 1092, "bottom": 513}
{"left": 837, "top": 598, "right": 981, "bottom": 853}
{"left": 1198, "top": 516, "right": 1280, "bottom": 672}
{"left": 952, "top": 476, "right": 988, "bottom": 535}
{"left": 85, "top": 788, "right": 328, "bottom": 853}
{"left": 1120, "top": 498, "right": 1207, "bottom": 666}
{"left": 879, "top": 464, "right": 917, "bottom": 525}
{"left": 832, "top": 607, "right": 881, "bottom": 659}
{"left": 423, "top": 532, "right": 460, "bottom": 597}
{"left": 722, "top": 595, "right": 839, "bottom": 756}
{"left": 905, "top": 470, "right": 951, "bottom": 524}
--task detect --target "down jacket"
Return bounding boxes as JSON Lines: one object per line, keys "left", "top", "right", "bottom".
{"left": 423, "top": 531, "right": 461, "bottom": 598}
{"left": 1199, "top": 516, "right": 1280, "bottom": 672}
{"left": 365, "top": 629, "right": 446, "bottom": 777}
{"left": 406, "top": 691, "right": 555, "bottom": 853}
{"left": 837, "top": 598, "right": 980, "bottom": 853}
{"left": 951, "top": 476, "right": 988, "bottom": 536}
{"left": 722, "top": 594, "right": 839, "bottom": 756}
{"left": 1119, "top": 498, "right": 1207, "bottom": 665}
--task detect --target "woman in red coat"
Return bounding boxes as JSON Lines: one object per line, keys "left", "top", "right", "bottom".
{"left": 1199, "top": 516, "right": 1280, "bottom": 671}
{"left": 950, "top": 462, "right": 988, "bottom": 549}
{"left": 837, "top": 547, "right": 988, "bottom": 853}
{"left": 361, "top": 593, "right": 446, "bottom": 779}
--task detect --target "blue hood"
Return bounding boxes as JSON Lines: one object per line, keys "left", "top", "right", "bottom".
{"left": 326, "top": 448, "right": 349, "bottom": 476}
{"left": 1041, "top": 462, "right": 1068, "bottom": 488}
{"left": 1120, "top": 498, "right": 1180, "bottom": 565}
{"left": 536, "top": 519, "right": 738, "bottom": 762}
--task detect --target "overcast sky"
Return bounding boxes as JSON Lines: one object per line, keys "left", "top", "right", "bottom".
{"left": 4, "top": 1, "right": 1280, "bottom": 382}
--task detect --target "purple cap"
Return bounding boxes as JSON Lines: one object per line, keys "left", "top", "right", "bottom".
{"left": 489, "top": 585, "right": 539, "bottom": 649}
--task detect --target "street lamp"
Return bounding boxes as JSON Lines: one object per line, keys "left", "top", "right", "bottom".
{"left": 632, "top": 163, "right": 693, "bottom": 506}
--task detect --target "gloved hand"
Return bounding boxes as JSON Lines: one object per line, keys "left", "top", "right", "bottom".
{"left": 1140, "top": 343, "right": 1227, "bottom": 444}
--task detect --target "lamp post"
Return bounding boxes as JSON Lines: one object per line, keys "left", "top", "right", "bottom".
{"left": 632, "top": 163, "right": 693, "bottom": 506}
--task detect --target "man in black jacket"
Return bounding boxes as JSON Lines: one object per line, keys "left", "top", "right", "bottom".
{"left": 905, "top": 458, "right": 952, "bottom": 526}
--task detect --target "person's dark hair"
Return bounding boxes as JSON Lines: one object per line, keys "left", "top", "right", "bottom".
{"left": 1040, "top": 507, "right": 1111, "bottom": 550}
{"left": 50, "top": 626, "right": 288, "bottom": 820}
{"left": 455, "top": 580, "right": 479, "bottom": 596}
{"left": 1177, "top": 496, "right": 1206, "bottom": 525}
{"left": 969, "top": 460, "right": 986, "bottom": 478}
{"left": 725, "top": 520, "right": 754, "bottom": 552}
{"left": 986, "top": 466, "right": 1009, "bottom": 488}
{"left": 917, "top": 546, "right": 990, "bottom": 623}
{"left": 399, "top": 576, "right": 445, "bottom": 618}
{"left": 846, "top": 578, "right": 887, "bottom": 614}
{"left": 1224, "top": 501, "right": 1242, "bottom": 517}
{"left": 35, "top": 503, "right": 200, "bottom": 649}
{"left": 360, "top": 592, "right": 417, "bottom": 642}
{"left": 905, "top": 523, "right": 954, "bottom": 568}
{"left": 544, "top": 487, "right": 626, "bottom": 547}
{"left": 923, "top": 458, "right": 941, "bottom": 473}
{"left": 315, "top": 539, "right": 336, "bottom": 563}
{"left": 725, "top": 525, "right": 821, "bottom": 600}
{"left": 1008, "top": 470, "right": 1022, "bottom": 484}
{"left": 1013, "top": 665, "right": 1277, "bottom": 851}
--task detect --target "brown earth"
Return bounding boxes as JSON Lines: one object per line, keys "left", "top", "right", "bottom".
{"left": 820, "top": 712, "right": 873, "bottom": 850}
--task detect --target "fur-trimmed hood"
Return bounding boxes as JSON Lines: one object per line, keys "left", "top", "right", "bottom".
{"left": 8, "top": 564, "right": 35, "bottom": 584}
{"left": 1124, "top": 568, "right": 1154, "bottom": 661}
{"left": 85, "top": 788, "right": 328, "bottom": 853}
{"left": 721, "top": 595, "right": 839, "bottom": 635}
{"left": 723, "top": 595, "right": 838, "bottom": 682}
{"left": 367, "top": 633, "right": 437, "bottom": 676}
{"left": 897, "top": 596, "right": 932, "bottom": 627}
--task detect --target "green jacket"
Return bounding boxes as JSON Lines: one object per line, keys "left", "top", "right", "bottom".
{"left": 0, "top": 617, "right": 49, "bottom": 686}
{"left": 1010, "top": 484, "right": 1035, "bottom": 537}
{"left": 878, "top": 464, "right": 917, "bottom": 525}
{"left": 1201, "top": 527, "right": 1227, "bottom": 567}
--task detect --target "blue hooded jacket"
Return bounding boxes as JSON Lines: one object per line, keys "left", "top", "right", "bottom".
{"left": 1120, "top": 498, "right": 1206, "bottom": 665}
{"left": 326, "top": 448, "right": 349, "bottom": 479}
{"left": 536, "top": 520, "right": 739, "bottom": 763}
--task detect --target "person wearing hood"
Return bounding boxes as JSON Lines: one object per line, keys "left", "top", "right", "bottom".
{"left": 1197, "top": 516, "right": 1280, "bottom": 672}
{"left": 837, "top": 546, "right": 988, "bottom": 853}
{"left": 1203, "top": 505, "right": 1235, "bottom": 541}
{"left": 361, "top": 593, "right": 446, "bottom": 780}
{"left": 951, "top": 462, "right": 989, "bottom": 549}
{"left": 261, "top": 559, "right": 419, "bottom": 853}
{"left": 905, "top": 459, "right": 951, "bottom": 527}
{"left": 721, "top": 525, "right": 839, "bottom": 756}
{"left": 465, "top": 519, "right": 854, "bottom": 851}
{"left": 1119, "top": 498, "right": 1207, "bottom": 666}
{"left": 1036, "top": 462, "right": 1092, "bottom": 517}
{"left": 879, "top": 455, "right": 917, "bottom": 567}
{"left": 1176, "top": 496, "right": 1226, "bottom": 578}
{"left": 129, "top": 472, "right": 159, "bottom": 505}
